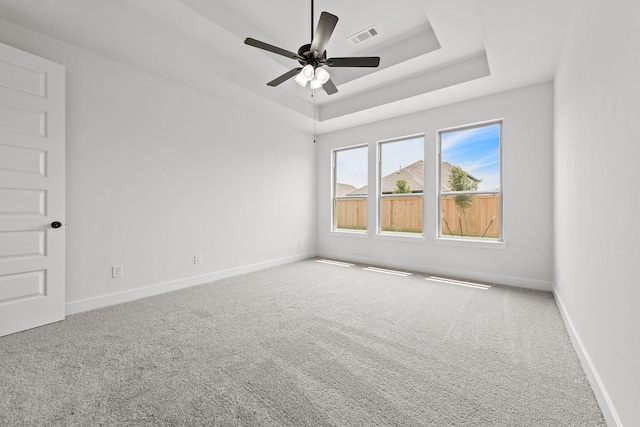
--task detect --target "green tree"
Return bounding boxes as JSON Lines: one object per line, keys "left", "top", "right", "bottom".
{"left": 393, "top": 179, "right": 411, "bottom": 194}
{"left": 448, "top": 166, "right": 481, "bottom": 236}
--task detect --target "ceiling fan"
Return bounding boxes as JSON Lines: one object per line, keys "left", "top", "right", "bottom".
{"left": 244, "top": 1, "right": 380, "bottom": 95}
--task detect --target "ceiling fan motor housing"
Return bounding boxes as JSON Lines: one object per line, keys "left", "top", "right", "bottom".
{"left": 297, "top": 44, "right": 326, "bottom": 68}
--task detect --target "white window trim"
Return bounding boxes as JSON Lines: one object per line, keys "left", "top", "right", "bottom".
{"left": 377, "top": 134, "right": 426, "bottom": 238}
{"left": 331, "top": 144, "right": 368, "bottom": 234}
{"left": 436, "top": 120, "right": 504, "bottom": 244}
{"left": 375, "top": 232, "right": 427, "bottom": 243}
{"left": 435, "top": 237, "right": 507, "bottom": 250}
{"left": 330, "top": 229, "right": 370, "bottom": 238}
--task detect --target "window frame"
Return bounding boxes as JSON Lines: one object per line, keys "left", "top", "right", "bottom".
{"left": 377, "top": 134, "right": 426, "bottom": 238}
{"left": 331, "top": 144, "right": 369, "bottom": 234}
{"left": 437, "top": 120, "right": 504, "bottom": 244}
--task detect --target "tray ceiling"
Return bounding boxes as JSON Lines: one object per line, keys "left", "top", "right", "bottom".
{"left": 0, "top": 0, "right": 576, "bottom": 133}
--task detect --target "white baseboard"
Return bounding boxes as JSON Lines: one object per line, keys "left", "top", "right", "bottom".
{"left": 316, "top": 250, "right": 552, "bottom": 291}
{"left": 65, "top": 252, "right": 316, "bottom": 316}
{"left": 553, "top": 289, "right": 622, "bottom": 427}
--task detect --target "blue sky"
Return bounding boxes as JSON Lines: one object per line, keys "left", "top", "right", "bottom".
{"left": 335, "top": 137, "right": 424, "bottom": 189}
{"left": 441, "top": 124, "right": 500, "bottom": 191}
{"left": 380, "top": 137, "right": 424, "bottom": 177}
{"left": 335, "top": 125, "right": 500, "bottom": 191}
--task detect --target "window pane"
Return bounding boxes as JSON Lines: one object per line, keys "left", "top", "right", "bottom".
{"left": 440, "top": 194, "right": 500, "bottom": 239}
{"left": 379, "top": 136, "right": 424, "bottom": 234}
{"left": 334, "top": 146, "right": 368, "bottom": 231}
{"left": 440, "top": 123, "right": 501, "bottom": 240}
{"left": 441, "top": 124, "right": 500, "bottom": 192}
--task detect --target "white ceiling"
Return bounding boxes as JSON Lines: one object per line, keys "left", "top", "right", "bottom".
{"left": 0, "top": 0, "right": 576, "bottom": 134}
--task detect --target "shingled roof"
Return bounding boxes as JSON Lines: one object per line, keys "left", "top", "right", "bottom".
{"left": 335, "top": 183, "right": 358, "bottom": 197}
{"left": 349, "top": 160, "right": 424, "bottom": 196}
{"left": 346, "top": 160, "right": 479, "bottom": 196}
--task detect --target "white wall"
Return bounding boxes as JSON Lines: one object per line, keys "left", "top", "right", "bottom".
{"left": 554, "top": 1, "right": 640, "bottom": 425}
{"left": 0, "top": 20, "right": 317, "bottom": 312}
{"left": 316, "top": 82, "right": 554, "bottom": 289}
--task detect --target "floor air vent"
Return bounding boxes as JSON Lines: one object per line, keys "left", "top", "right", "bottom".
{"left": 363, "top": 267, "right": 411, "bottom": 277}
{"left": 316, "top": 259, "right": 354, "bottom": 267}
{"left": 426, "top": 276, "right": 491, "bottom": 290}
{"left": 348, "top": 26, "right": 379, "bottom": 46}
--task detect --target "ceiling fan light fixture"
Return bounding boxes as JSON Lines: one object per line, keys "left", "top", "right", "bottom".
{"left": 294, "top": 72, "right": 308, "bottom": 87}
{"left": 315, "top": 67, "right": 330, "bottom": 84}
{"left": 295, "top": 64, "right": 315, "bottom": 87}
{"left": 301, "top": 64, "right": 314, "bottom": 80}
{"left": 310, "top": 78, "right": 323, "bottom": 89}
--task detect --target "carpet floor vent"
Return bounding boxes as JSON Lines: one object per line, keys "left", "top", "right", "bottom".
{"left": 363, "top": 266, "right": 412, "bottom": 277}
{"left": 316, "top": 259, "right": 354, "bottom": 267}
{"left": 426, "top": 276, "right": 491, "bottom": 290}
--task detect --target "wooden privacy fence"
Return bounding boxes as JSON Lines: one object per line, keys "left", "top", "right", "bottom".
{"left": 380, "top": 196, "right": 423, "bottom": 233}
{"left": 334, "top": 197, "right": 367, "bottom": 230}
{"left": 335, "top": 194, "right": 500, "bottom": 238}
{"left": 441, "top": 194, "right": 500, "bottom": 238}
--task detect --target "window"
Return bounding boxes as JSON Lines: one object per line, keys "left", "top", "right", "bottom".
{"left": 333, "top": 145, "right": 368, "bottom": 232}
{"left": 379, "top": 136, "right": 424, "bottom": 235}
{"left": 439, "top": 122, "right": 501, "bottom": 240}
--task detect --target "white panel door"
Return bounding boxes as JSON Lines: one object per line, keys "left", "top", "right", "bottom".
{"left": 0, "top": 42, "right": 65, "bottom": 337}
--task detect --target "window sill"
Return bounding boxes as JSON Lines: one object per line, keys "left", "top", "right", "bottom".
{"left": 375, "top": 233, "right": 426, "bottom": 243}
{"left": 330, "top": 230, "right": 370, "bottom": 239}
{"left": 435, "top": 237, "right": 507, "bottom": 250}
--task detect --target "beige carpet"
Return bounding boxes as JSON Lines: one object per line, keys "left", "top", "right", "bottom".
{"left": 0, "top": 258, "right": 605, "bottom": 426}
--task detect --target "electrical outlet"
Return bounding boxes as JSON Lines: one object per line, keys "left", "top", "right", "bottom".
{"left": 194, "top": 253, "right": 202, "bottom": 264}
{"left": 112, "top": 265, "right": 123, "bottom": 278}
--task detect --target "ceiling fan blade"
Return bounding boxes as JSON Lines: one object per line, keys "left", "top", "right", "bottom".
{"left": 267, "top": 68, "right": 302, "bottom": 87}
{"left": 310, "top": 12, "right": 338, "bottom": 57}
{"left": 244, "top": 38, "right": 302, "bottom": 60}
{"left": 327, "top": 57, "right": 381, "bottom": 67}
{"left": 322, "top": 78, "right": 338, "bottom": 95}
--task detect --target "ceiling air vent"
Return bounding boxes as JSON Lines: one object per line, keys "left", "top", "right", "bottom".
{"left": 348, "top": 26, "right": 379, "bottom": 46}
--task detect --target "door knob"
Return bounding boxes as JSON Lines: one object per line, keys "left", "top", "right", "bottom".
{"left": 51, "top": 221, "right": 62, "bottom": 228}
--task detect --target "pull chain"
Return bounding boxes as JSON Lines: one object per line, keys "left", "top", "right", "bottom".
{"left": 311, "top": 0, "right": 316, "bottom": 143}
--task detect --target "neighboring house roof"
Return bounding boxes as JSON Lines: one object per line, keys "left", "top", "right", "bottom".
{"left": 350, "top": 160, "right": 424, "bottom": 196}
{"left": 346, "top": 160, "right": 479, "bottom": 195}
{"left": 441, "top": 161, "right": 480, "bottom": 192}
{"left": 335, "top": 183, "right": 357, "bottom": 197}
